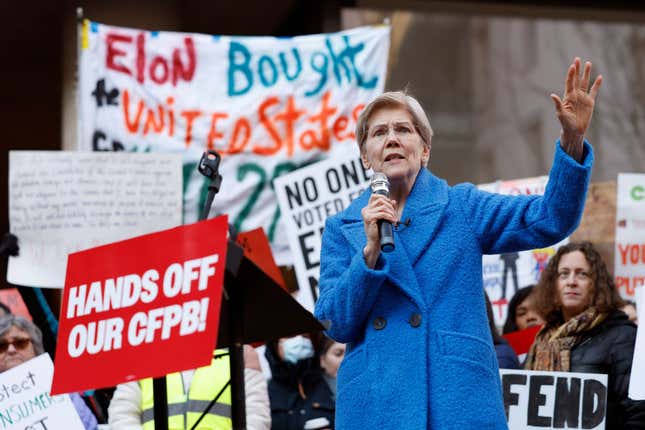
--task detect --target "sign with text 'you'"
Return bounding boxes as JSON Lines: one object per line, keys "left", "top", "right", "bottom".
{"left": 273, "top": 153, "right": 370, "bottom": 310}
{"left": 614, "top": 173, "right": 645, "bottom": 300}
{"left": 79, "top": 20, "right": 389, "bottom": 265}
{"left": 51, "top": 216, "right": 228, "bottom": 395}
{"left": 0, "top": 354, "right": 84, "bottom": 430}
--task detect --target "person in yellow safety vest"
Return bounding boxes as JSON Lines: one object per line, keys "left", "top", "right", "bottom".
{"left": 108, "top": 346, "right": 271, "bottom": 430}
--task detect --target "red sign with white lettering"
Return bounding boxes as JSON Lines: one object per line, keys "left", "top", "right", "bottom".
{"left": 51, "top": 216, "right": 228, "bottom": 395}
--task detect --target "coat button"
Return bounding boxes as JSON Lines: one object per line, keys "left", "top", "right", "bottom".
{"left": 409, "top": 313, "right": 422, "bottom": 327}
{"left": 373, "top": 316, "right": 387, "bottom": 330}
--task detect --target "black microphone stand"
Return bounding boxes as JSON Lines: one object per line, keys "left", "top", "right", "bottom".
{"left": 192, "top": 150, "right": 246, "bottom": 430}
{"left": 153, "top": 150, "right": 247, "bottom": 430}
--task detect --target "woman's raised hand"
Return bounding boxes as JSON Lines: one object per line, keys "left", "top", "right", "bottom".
{"left": 551, "top": 57, "right": 603, "bottom": 162}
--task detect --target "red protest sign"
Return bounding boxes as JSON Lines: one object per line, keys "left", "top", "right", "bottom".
{"left": 51, "top": 216, "right": 228, "bottom": 395}
{"left": 502, "top": 324, "right": 542, "bottom": 356}
{"left": 236, "top": 228, "right": 285, "bottom": 290}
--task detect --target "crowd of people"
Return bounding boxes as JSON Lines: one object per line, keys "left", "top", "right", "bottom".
{"left": 1, "top": 56, "right": 643, "bottom": 428}
{"left": 1, "top": 238, "right": 640, "bottom": 429}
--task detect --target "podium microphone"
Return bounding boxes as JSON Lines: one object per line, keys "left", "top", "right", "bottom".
{"left": 371, "top": 172, "right": 395, "bottom": 252}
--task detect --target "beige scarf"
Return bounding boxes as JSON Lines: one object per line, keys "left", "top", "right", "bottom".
{"left": 524, "top": 307, "right": 607, "bottom": 371}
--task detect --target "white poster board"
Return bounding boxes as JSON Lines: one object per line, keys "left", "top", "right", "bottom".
{"left": 79, "top": 21, "right": 390, "bottom": 265}
{"left": 500, "top": 369, "right": 608, "bottom": 430}
{"left": 273, "top": 153, "right": 370, "bottom": 311}
{"left": 629, "top": 285, "right": 645, "bottom": 400}
{"left": 479, "top": 176, "right": 567, "bottom": 327}
{"left": 614, "top": 173, "right": 645, "bottom": 300}
{"left": 0, "top": 353, "right": 84, "bottom": 430}
{"left": 8, "top": 151, "right": 182, "bottom": 288}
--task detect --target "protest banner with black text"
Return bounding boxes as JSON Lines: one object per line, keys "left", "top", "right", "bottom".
{"left": 500, "top": 369, "right": 608, "bottom": 430}
{"left": 8, "top": 151, "right": 182, "bottom": 288}
{"left": 273, "top": 153, "right": 370, "bottom": 310}
{"left": 51, "top": 216, "right": 228, "bottom": 395}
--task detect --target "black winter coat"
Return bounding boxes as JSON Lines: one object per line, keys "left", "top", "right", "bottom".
{"left": 265, "top": 344, "right": 335, "bottom": 430}
{"left": 570, "top": 310, "right": 645, "bottom": 429}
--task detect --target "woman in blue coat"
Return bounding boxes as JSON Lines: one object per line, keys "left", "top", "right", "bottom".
{"left": 314, "top": 58, "right": 602, "bottom": 429}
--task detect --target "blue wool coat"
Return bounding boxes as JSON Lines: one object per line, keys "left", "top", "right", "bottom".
{"left": 314, "top": 141, "right": 593, "bottom": 429}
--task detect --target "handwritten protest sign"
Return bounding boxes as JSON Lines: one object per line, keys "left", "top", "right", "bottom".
{"left": 273, "top": 153, "right": 370, "bottom": 310}
{"left": 0, "top": 354, "right": 84, "bottom": 430}
{"left": 614, "top": 173, "right": 645, "bottom": 300}
{"left": 51, "top": 216, "right": 228, "bottom": 395}
{"left": 479, "top": 177, "right": 567, "bottom": 327}
{"left": 500, "top": 369, "right": 608, "bottom": 430}
{"left": 78, "top": 20, "right": 389, "bottom": 265}
{"left": 8, "top": 151, "right": 182, "bottom": 288}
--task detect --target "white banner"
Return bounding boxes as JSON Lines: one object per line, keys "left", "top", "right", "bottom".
{"left": 500, "top": 369, "right": 608, "bottom": 430}
{"left": 629, "top": 285, "right": 645, "bottom": 400}
{"left": 8, "top": 151, "right": 182, "bottom": 288}
{"left": 0, "top": 354, "right": 84, "bottom": 430}
{"left": 479, "top": 177, "right": 567, "bottom": 327}
{"left": 614, "top": 173, "right": 645, "bottom": 300}
{"left": 79, "top": 20, "right": 390, "bottom": 265}
{"left": 273, "top": 154, "right": 370, "bottom": 310}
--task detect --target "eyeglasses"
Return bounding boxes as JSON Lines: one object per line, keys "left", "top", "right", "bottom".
{"left": 557, "top": 271, "right": 591, "bottom": 282}
{"left": 0, "top": 338, "right": 32, "bottom": 354}
{"left": 367, "top": 123, "right": 418, "bottom": 143}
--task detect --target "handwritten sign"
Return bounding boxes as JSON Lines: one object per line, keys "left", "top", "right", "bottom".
{"left": 614, "top": 173, "right": 645, "bottom": 300}
{"left": 273, "top": 153, "right": 370, "bottom": 310}
{"left": 7, "top": 151, "right": 182, "bottom": 288}
{"left": 79, "top": 20, "right": 389, "bottom": 265}
{"left": 500, "top": 369, "right": 607, "bottom": 430}
{"left": 0, "top": 354, "right": 84, "bottom": 430}
{"left": 479, "top": 176, "right": 567, "bottom": 327}
{"left": 51, "top": 216, "right": 228, "bottom": 395}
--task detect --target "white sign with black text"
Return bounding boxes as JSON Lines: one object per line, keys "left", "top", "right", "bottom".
{"left": 273, "top": 153, "right": 370, "bottom": 311}
{"left": 500, "top": 369, "right": 607, "bottom": 430}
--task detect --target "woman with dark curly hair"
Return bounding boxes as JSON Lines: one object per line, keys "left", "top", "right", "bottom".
{"left": 526, "top": 241, "right": 645, "bottom": 429}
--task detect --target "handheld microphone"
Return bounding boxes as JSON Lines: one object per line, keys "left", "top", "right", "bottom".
{"left": 370, "top": 172, "right": 395, "bottom": 252}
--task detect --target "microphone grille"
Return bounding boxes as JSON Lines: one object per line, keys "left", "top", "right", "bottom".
{"left": 371, "top": 172, "right": 390, "bottom": 195}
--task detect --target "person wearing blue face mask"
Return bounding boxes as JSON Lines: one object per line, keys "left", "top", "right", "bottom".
{"left": 265, "top": 333, "right": 335, "bottom": 430}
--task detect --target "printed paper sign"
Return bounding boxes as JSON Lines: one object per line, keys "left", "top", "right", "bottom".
{"left": 273, "top": 153, "right": 370, "bottom": 311}
{"left": 51, "top": 216, "right": 228, "bottom": 395}
{"left": 479, "top": 177, "right": 567, "bottom": 327}
{"left": 79, "top": 20, "right": 390, "bottom": 265}
{"left": 8, "top": 151, "right": 182, "bottom": 288}
{"left": 614, "top": 173, "right": 645, "bottom": 300}
{"left": 0, "top": 354, "right": 84, "bottom": 430}
{"left": 500, "top": 369, "right": 608, "bottom": 430}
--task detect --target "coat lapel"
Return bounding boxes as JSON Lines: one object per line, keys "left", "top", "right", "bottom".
{"left": 398, "top": 169, "right": 449, "bottom": 267}
{"left": 337, "top": 169, "right": 448, "bottom": 309}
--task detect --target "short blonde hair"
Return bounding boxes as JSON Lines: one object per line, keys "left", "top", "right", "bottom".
{"left": 356, "top": 91, "right": 433, "bottom": 152}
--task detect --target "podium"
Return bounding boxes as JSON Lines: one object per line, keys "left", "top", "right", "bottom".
{"left": 153, "top": 239, "right": 324, "bottom": 430}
